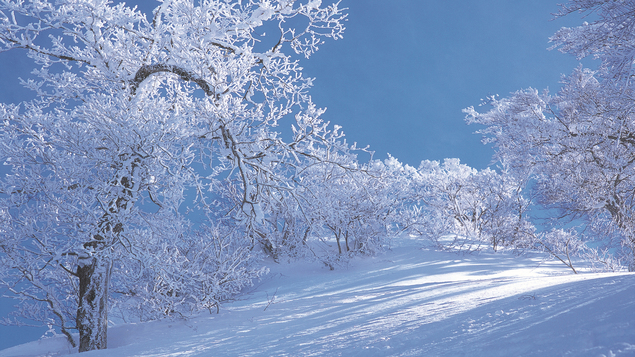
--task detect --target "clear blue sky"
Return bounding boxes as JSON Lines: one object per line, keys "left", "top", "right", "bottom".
{"left": 302, "top": 0, "right": 594, "bottom": 169}
{"left": 0, "top": 0, "right": 592, "bottom": 350}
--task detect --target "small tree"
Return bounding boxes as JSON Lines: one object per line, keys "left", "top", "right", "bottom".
{"left": 308, "top": 159, "right": 395, "bottom": 258}
{"left": 0, "top": 0, "right": 347, "bottom": 352}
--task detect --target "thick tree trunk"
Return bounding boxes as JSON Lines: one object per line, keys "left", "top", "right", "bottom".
{"left": 74, "top": 154, "right": 138, "bottom": 352}
{"left": 76, "top": 256, "right": 111, "bottom": 352}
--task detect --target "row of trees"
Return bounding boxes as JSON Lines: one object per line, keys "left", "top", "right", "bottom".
{"left": 1, "top": 0, "right": 633, "bottom": 353}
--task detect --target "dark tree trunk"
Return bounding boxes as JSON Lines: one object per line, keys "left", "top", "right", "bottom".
{"left": 75, "top": 154, "right": 139, "bottom": 352}
{"left": 76, "top": 256, "right": 111, "bottom": 352}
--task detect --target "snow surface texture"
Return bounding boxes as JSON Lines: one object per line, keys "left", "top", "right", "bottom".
{"left": 2, "top": 238, "right": 635, "bottom": 356}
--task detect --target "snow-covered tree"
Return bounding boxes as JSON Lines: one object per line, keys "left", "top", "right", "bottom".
{"left": 0, "top": 0, "right": 347, "bottom": 352}
{"left": 465, "top": 0, "right": 635, "bottom": 269}
{"left": 551, "top": 0, "right": 635, "bottom": 81}
{"left": 304, "top": 156, "right": 404, "bottom": 263}
{"left": 405, "top": 159, "right": 532, "bottom": 252}
{"left": 259, "top": 152, "right": 409, "bottom": 268}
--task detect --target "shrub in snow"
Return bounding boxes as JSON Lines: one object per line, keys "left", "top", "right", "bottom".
{"left": 402, "top": 159, "right": 533, "bottom": 253}
{"left": 532, "top": 228, "right": 584, "bottom": 274}
{"left": 260, "top": 155, "right": 405, "bottom": 267}
{"left": 110, "top": 223, "right": 268, "bottom": 321}
{"left": 581, "top": 246, "right": 625, "bottom": 273}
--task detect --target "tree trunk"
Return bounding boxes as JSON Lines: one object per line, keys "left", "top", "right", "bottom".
{"left": 76, "top": 256, "right": 111, "bottom": 352}
{"left": 74, "top": 155, "right": 138, "bottom": 352}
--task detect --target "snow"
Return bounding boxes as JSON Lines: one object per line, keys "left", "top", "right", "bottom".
{"left": 2, "top": 237, "right": 635, "bottom": 357}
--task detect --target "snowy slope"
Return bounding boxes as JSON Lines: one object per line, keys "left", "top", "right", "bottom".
{"left": 2, "top": 238, "right": 635, "bottom": 357}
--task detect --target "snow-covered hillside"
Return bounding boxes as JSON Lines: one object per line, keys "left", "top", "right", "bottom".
{"left": 2, "top": 238, "right": 635, "bottom": 357}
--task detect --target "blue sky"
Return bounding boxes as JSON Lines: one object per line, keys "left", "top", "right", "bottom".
{"left": 302, "top": 0, "right": 593, "bottom": 169}
{"left": 0, "top": 0, "right": 593, "bottom": 351}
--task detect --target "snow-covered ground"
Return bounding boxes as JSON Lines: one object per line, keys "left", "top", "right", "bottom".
{"left": 2, "top": 237, "right": 635, "bottom": 356}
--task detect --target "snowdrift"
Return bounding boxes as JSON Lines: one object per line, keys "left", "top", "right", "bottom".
{"left": 2, "top": 238, "right": 634, "bottom": 356}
